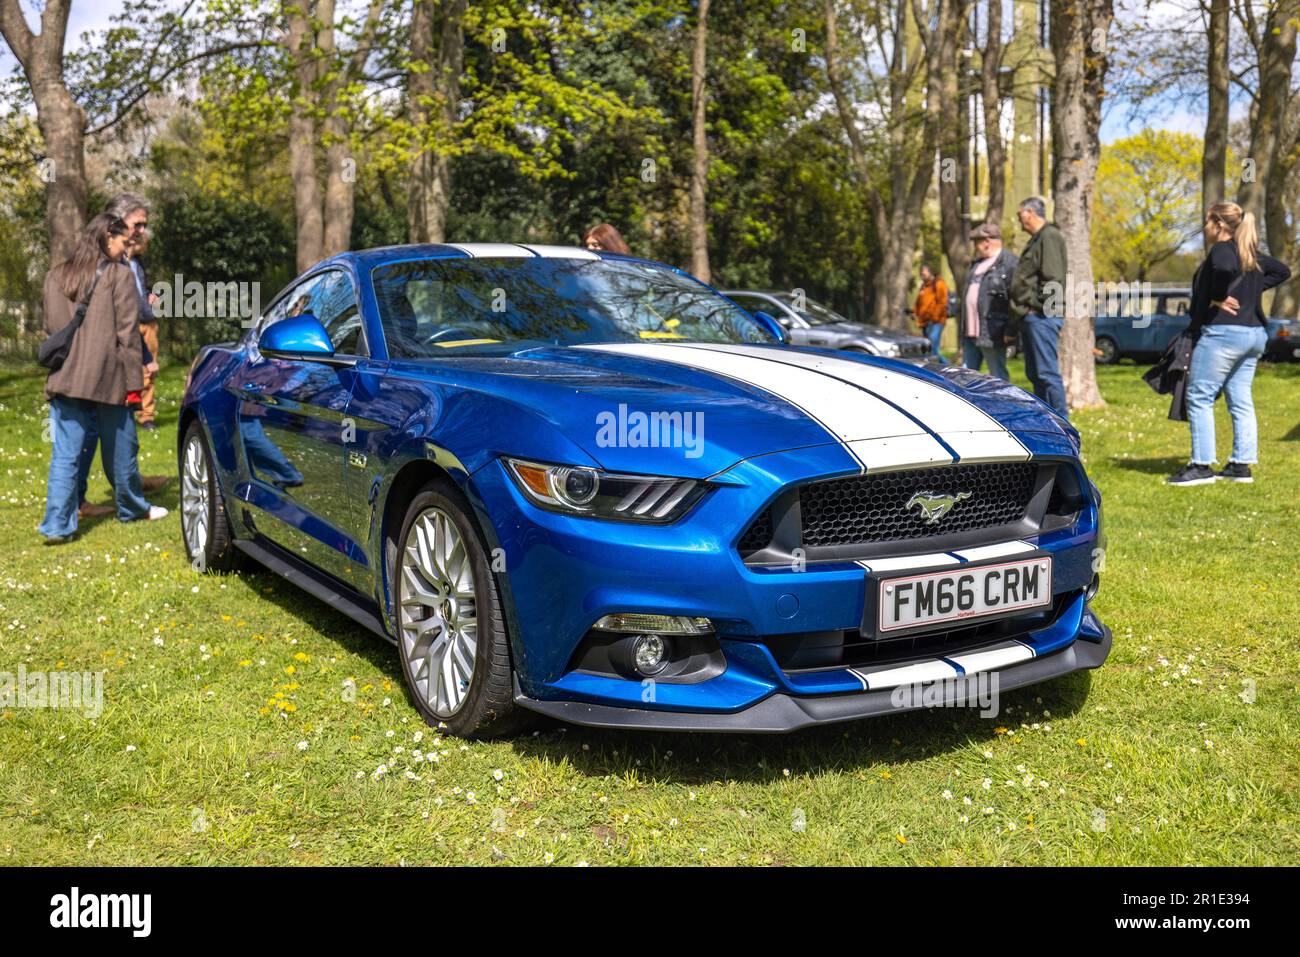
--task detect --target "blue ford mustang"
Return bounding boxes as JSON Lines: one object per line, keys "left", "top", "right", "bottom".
{"left": 178, "top": 243, "right": 1111, "bottom": 736}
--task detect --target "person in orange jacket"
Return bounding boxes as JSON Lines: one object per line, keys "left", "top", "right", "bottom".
{"left": 913, "top": 263, "right": 949, "bottom": 361}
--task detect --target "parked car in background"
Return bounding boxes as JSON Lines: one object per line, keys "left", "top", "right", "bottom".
{"left": 723, "top": 290, "right": 932, "bottom": 360}
{"left": 1092, "top": 287, "right": 1191, "bottom": 364}
{"left": 1264, "top": 317, "right": 1300, "bottom": 362}
{"left": 1093, "top": 285, "right": 1298, "bottom": 364}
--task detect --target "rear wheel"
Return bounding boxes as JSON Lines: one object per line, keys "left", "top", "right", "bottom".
{"left": 1094, "top": 336, "right": 1119, "bottom": 364}
{"left": 393, "top": 483, "right": 524, "bottom": 738}
{"left": 179, "top": 421, "right": 239, "bottom": 572}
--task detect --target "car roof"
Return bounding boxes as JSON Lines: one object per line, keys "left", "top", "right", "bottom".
{"left": 327, "top": 243, "right": 631, "bottom": 271}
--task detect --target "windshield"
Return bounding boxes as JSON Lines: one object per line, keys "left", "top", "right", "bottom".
{"left": 371, "top": 256, "right": 774, "bottom": 358}
{"left": 771, "top": 294, "right": 848, "bottom": 327}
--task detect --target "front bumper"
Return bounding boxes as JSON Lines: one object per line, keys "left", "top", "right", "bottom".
{"left": 469, "top": 440, "right": 1107, "bottom": 731}
{"left": 514, "top": 620, "right": 1111, "bottom": 732}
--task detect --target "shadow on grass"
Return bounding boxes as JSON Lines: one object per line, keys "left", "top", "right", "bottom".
{"left": 507, "top": 670, "right": 1095, "bottom": 785}
{"left": 1284, "top": 422, "right": 1300, "bottom": 442}
{"left": 194, "top": 561, "right": 1101, "bottom": 783}
{"left": 1107, "top": 454, "right": 1185, "bottom": 476}
{"left": 215, "top": 561, "right": 397, "bottom": 676}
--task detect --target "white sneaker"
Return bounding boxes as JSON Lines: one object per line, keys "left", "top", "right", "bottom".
{"left": 146, "top": 505, "right": 169, "bottom": 521}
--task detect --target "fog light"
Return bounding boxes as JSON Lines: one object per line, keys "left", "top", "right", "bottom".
{"left": 1086, "top": 573, "right": 1100, "bottom": 601}
{"left": 632, "top": 634, "right": 668, "bottom": 675}
{"left": 593, "top": 613, "right": 712, "bottom": 635}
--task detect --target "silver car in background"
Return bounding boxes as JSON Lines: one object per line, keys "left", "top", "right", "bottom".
{"left": 723, "top": 290, "right": 932, "bottom": 360}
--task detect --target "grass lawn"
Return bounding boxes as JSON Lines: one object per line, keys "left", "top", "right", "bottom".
{"left": 1, "top": 356, "right": 1297, "bottom": 866}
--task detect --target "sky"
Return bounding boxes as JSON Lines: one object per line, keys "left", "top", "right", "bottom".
{"left": 0, "top": 0, "right": 1237, "bottom": 146}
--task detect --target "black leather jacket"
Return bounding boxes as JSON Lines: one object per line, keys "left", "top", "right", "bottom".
{"left": 958, "top": 248, "right": 1019, "bottom": 347}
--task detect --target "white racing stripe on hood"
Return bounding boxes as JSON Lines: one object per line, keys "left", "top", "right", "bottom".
{"left": 579, "top": 343, "right": 953, "bottom": 470}
{"left": 675, "top": 344, "right": 1030, "bottom": 463}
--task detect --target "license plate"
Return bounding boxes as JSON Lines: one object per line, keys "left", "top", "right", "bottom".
{"left": 877, "top": 557, "right": 1053, "bottom": 633}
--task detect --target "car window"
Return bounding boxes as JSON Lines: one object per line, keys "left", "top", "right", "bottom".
{"left": 373, "top": 257, "right": 775, "bottom": 358}
{"left": 727, "top": 293, "right": 769, "bottom": 313}
{"left": 1161, "top": 295, "right": 1190, "bottom": 317}
{"left": 310, "top": 271, "right": 366, "bottom": 356}
{"left": 254, "top": 270, "right": 366, "bottom": 356}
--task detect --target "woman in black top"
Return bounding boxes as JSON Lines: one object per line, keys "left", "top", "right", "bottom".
{"left": 1167, "top": 202, "right": 1290, "bottom": 486}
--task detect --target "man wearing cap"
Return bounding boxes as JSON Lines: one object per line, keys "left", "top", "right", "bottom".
{"left": 958, "top": 221, "right": 1018, "bottom": 381}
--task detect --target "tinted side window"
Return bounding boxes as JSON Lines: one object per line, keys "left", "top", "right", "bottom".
{"left": 255, "top": 270, "right": 365, "bottom": 356}
{"left": 311, "top": 271, "right": 365, "bottom": 356}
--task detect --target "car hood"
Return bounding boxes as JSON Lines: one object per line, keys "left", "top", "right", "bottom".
{"left": 403, "top": 342, "right": 1075, "bottom": 479}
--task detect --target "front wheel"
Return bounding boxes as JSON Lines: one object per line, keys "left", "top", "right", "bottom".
{"left": 1094, "top": 336, "right": 1119, "bottom": 364}
{"left": 179, "top": 421, "right": 239, "bottom": 572}
{"left": 393, "top": 483, "right": 524, "bottom": 738}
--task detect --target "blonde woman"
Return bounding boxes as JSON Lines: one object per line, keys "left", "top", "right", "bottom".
{"left": 1167, "top": 202, "right": 1291, "bottom": 486}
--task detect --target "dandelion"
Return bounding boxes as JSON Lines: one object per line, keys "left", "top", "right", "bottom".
{"left": 296, "top": 741, "right": 309, "bottom": 751}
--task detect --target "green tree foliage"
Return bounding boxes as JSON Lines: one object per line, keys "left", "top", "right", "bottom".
{"left": 1092, "top": 129, "right": 1203, "bottom": 282}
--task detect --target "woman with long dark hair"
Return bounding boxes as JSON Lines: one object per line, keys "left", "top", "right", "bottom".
{"left": 581, "top": 223, "right": 631, "bottom": 255}
{"left": 39, "top": 214, "right": 168, "bottom": 542}
{"left": 1167, "top": 201, "right": 1291, "bottom": 486}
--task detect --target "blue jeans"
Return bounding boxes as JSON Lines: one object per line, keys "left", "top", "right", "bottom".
{"left": 1022, "top": 313, "right": 1068, "bottom": 418}
{"left": 1187, "top": 324, "right": 1268, "bottom": 465}
{"left": 980, "top": 345, "right": 1010, "bottom": 381}
{"left": 961, "top": 337, "right": 983, "bottom": 371}
{"left": 40, "top": 398, "right": 151, "bottom": 539}
{"left": 923, "top": 323, "right": 946, "bottom": 361}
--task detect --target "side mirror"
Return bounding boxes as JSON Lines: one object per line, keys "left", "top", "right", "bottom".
{"left": 751, "top": 310, "right": 789, "bottom": 345}
{"left": 259, "top": 312, "right": 335, "bottom": 361}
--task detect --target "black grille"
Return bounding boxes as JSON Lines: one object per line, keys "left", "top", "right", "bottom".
{"left": 798, "top": 461, "right": 1036, "bottom": 548}
{"left": 737, "top": 508, "right": 774, "bottom": 553}
{"left": 765, "top": 593, "right": 1072, "bottom": 673}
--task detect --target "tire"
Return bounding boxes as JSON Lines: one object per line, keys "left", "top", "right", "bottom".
{"left": 1094, "top": 336, "right": 1119, "bottom": 365}
{"left": 179, "top": 420, "right": 240, "bottom": 573}
{"left": 392, "top": 482, "right": 525, "bottom": 738}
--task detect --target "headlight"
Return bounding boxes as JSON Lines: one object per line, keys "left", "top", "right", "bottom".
{"left": 504, "top": 458, "right": 707, "bottom": 523}
{"left": 871, "top": 340, "right": 900, "bottom": 357}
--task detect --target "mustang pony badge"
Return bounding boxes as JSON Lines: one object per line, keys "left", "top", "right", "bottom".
{"left": 906, "top": 491, "right": 973, "bottom": 525}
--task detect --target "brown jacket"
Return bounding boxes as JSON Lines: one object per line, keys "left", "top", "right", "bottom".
{"left": 43, "top": 262, "right": 144, "bottom": 406}
{"left": 914, "top": 277, "right": 949, "bottom": 327}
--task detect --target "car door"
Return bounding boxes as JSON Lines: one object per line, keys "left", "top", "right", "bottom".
{"left": 1157, "top": 294, "right": 1192, "bottom": 354}
{"left": 235, "top": 269, "right": 369, "bottom": 585}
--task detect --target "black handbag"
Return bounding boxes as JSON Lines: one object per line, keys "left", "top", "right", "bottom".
{"left": 37, "top": 261, "right": 110, "bottom": 371}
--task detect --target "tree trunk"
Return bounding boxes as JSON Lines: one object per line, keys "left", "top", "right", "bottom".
{"left": 1049, "top": 0, "right": 1112, "bottom": 411}
{"left": 937, "top": 1, "right": 971, "bottom": 288}
{"left": 285, "top": 1, "right": 324, "bottom": 272}
{"left": 31, "top": 82, "right": 87, "bottom": 264}
{"left": 824, "top": 0, "right": 941, "bottom": 330}
{"left": 1239, "top": 0, "right": 1298, "bottom": 225}
{"left": 689, "top": 0, "right": 711, "bottom": 283}
{"left": 0, "top": 0, "right": 86, "bottom": 263}
{"left": 1202, "top": 0, "right": 1229, "bottom": 232}
{"left": 981, "top": 0, "right": 1006, "bottom": 227}
{"left": 408, "top": 0, "right": 465, "bottom": 244}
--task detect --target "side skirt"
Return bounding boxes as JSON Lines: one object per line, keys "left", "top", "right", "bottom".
{"left": 233, "top": 537, "right": 395, "bottom": 644}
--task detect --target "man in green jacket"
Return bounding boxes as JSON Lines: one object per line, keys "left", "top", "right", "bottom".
{"left": 1008, "top": 196, "right": 1069, "bottom": 418}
